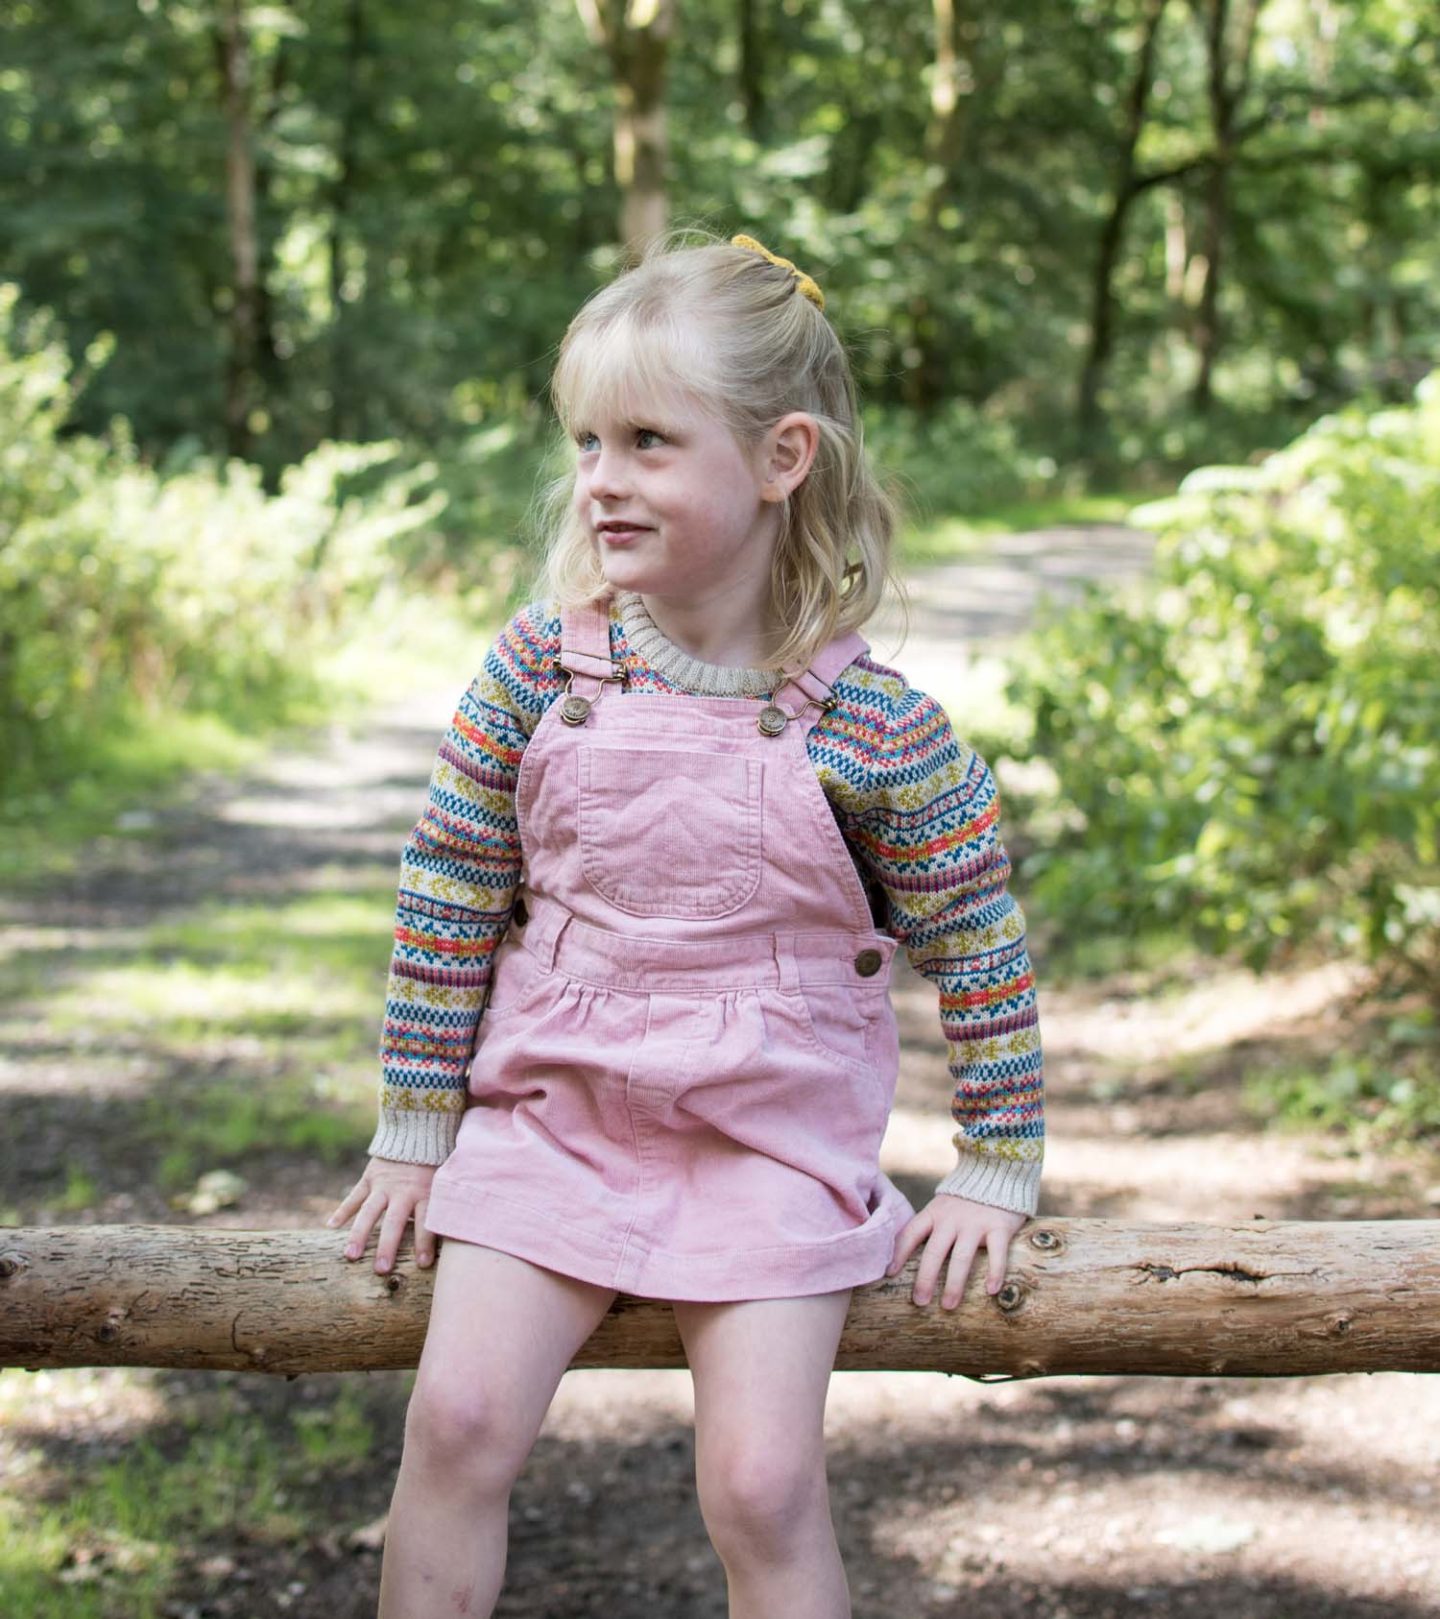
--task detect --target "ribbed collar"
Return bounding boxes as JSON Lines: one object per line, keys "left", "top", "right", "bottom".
{"left": 613, "top": 590, "right": 782, "bottom": 697}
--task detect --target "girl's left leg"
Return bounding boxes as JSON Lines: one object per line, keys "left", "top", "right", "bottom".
{"left": 672, "top": 1288, "right": 855, "bottom": 1619}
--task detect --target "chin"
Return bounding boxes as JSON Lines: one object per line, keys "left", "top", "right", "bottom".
{"left": 598, "top": 556, "right": 650, "bottom": 585}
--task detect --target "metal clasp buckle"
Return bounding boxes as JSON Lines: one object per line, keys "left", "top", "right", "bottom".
{"left": 558, "top": 667, "right": 625, "bottom": 725}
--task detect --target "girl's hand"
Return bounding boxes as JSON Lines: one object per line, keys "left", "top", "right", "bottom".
{"left": 324, "top": 1157, "right": 440, "bottom": 1276}
{"left": 885, "top": 1194, "right": 1030, "bottom": 1309}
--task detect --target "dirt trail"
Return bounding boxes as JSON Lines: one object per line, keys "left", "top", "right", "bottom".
{"left": 3, "top": 526, "right": 1438, "bottom": 1619}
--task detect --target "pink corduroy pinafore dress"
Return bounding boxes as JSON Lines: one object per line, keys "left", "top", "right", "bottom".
{"left": 422, "top": 591, "right": 917, "bottom": 1301}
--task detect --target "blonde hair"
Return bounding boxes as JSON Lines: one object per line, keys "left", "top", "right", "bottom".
{"left": 524, "top": 225, "right": 910, "bottom": 676}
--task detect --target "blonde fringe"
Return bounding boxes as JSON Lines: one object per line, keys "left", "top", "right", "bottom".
{"left": 521, "top": 223, "right": 912, "bottom": 676}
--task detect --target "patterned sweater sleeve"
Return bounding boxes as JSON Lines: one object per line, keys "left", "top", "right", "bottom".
{"left": 366, "top": 600, "right": 560, "bottom": 1165}
{"left": 831, "top": 676, "right": 1046, "bottom": 1216}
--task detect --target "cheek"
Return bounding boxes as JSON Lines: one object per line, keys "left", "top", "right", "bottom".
{"left": 675, "top": 481, "right": 747, "bottom": 531}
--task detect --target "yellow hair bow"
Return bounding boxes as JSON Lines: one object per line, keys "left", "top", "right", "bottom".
{"left": 730, "top": 233, "right": 826, "bottom": 312}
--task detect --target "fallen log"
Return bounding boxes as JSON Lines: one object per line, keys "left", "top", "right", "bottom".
{"left": 2, "top": 1219, "right": 1436, "bottom": 1379}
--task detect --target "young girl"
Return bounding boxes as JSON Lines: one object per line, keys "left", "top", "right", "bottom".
{"left": 325, "top": 229, "right": 1045, "bottom": 1619}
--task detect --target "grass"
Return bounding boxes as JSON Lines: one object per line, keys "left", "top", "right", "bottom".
{"left": 0, "top": 1373, "right": 385, "bottom": 1617}
{"left": 0, "top": 587, "right": 494, "bottom": 890}
{"left": 0, "top": 883, "right": 401, "bottom": 1217}
{"left": 1242, "top": 1008, "right": 1440, "bottom": 1150}
{"left": 898, "top": 488, "right": 1145, "bottom": 567}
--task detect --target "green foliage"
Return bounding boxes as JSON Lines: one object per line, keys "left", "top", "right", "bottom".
{"left": 1244, "top": 1010, "right": 1440, "bottom": 1150}
{"left": 0, "top": 1384, "right": 334, "bottom": 1617}
{"left": 289, "top": 1382, "right": 376, "bottom": 1469}
{"left": 1008, "top": 371, "right": 1440, "bottom": 986}
{"left": 0, "top": 284, "right": 445, "bottom": 789}
{"left": 862, "top": 399, "right": 1075, "bottom": 529}
{"left": 2, "top": 0, "right": 1436, "bottom": 476}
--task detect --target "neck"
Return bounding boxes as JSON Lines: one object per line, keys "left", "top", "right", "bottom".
{"left": 634, "top": 590, "right": 786, "bottom": 670}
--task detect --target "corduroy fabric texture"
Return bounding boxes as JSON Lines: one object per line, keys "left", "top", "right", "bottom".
{"left": 368, "top": 591, "right": 1046, "bottom": 1216}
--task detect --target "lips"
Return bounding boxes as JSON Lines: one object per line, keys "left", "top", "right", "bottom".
{"left": 596, "top": 522, "right": 651, "bottom": 544}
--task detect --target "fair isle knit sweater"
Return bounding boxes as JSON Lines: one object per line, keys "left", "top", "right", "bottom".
{"left": 368, "top": 588, "right": 1046, "bottom": 1217}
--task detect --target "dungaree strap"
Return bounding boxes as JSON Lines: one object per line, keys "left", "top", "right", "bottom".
{"left": 558, "top": 594, "right": 619, "bottom": 698}
{"left": 774, "top": 629, "right": 870, "bottom": 740}
{"left": 558, "top": 589, "right": 868, "bottom": 736}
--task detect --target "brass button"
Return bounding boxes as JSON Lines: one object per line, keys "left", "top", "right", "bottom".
{"left": 756, "top": 704, "right": 788, "bottom": 736}
{"left": 560, "top": 694, "right": 591, "bottom": 726}
{"left": 854, "top": 948, "right": 883, "bottom": 977}
{"left": 512, "top": 895, "right": 529, "bottom": 928}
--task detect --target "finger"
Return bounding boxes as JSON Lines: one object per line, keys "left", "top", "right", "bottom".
{"left": 985, "top": 1229, "right": 1010, "bottom": 1295}
{"left": 886, "top": 1212, "right": 931, "bottom": 1277}
{"left": 941, "top": 1238, "right": 983, "bottom": 1310}
{"left": 913, "top": 1232, "right": 968, "bottom": 1307}
{"left": 343, "top": 1190, "right": 387, "bottom": 1261}
{"left": 413, "top": 1200, "right": 437, "bottom": 1268}
{"left": 373, "top": 1200, "right": 411, "bottom": 1275}
{"left": 325, "top": 1177, "right": 369, "bottom": 1229}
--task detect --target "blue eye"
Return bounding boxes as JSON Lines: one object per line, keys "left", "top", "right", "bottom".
{"left": 576, "top": 427, "right": 665, "bottom": 452}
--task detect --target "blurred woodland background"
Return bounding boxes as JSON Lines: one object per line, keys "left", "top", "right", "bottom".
{"left": 2, "top": 4, "right": 1439, "bottom": 1615}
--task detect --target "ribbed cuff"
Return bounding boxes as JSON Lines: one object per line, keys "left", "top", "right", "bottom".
{"left": 366, "top": 1105, "right": 461, "bottom": 1167}
{"left": 933, "top": 1150, "right": 1042, "bottom": 1216}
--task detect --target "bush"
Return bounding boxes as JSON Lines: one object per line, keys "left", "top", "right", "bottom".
{"left": 0, "top": 284, "right": 446, "bottom": 785}
{"left": 861, "top": 398, "right": 1070, "bottom": 527}
{"left": 1007, "top": 370, "right": 1440, "bottom": 989}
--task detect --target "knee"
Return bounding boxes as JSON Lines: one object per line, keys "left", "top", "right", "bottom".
{"left": 401, "top": 1371, "right": 535, "bottom": 1490}
{"left": 698, "top": 1442, "right": 828, "bottom": 1558}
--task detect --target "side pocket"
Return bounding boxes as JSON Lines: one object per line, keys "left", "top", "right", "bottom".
{"left": 482, "top": 940, "right": 542, "bottom": 1018}
{"left": 788, "top": 980, "right": 887, "bottom": 1073}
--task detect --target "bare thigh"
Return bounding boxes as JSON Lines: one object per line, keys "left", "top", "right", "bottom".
{"left": 406, "top": 1238, "right": 619, "bottom": 1474}
{"left": 673, "top": 1290, "right": 853, "bottom": 1480}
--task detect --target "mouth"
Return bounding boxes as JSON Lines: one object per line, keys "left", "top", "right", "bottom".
{"left": 595, "top": 522, "right": 651, "bottom": 545}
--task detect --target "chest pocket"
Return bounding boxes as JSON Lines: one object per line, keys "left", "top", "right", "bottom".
{"left": 578, "top": 744, "right": 764, "bottom": 918}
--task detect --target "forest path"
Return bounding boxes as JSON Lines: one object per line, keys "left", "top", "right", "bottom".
{"left": 3, "top": 522, "right": 1437, "bottom": 1619}
{"left": 865, "top": 519, "right": 1155, "bottom": 684}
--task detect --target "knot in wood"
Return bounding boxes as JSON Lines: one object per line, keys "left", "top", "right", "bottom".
{"left": 1328, "top": 1312, "right": 1354, "bottom": 1335}
{"left": 994, "top": 1280, "right": 1026, "bottom": 1313}
{"left": 1027, "top": 1228, "right": 1062, "bottom": 1253}
{"left": 0, "top": 1250, "right": 30, "bottom": 1280}
{"left": 384, "top": 1273, "right": 403, "bottom": 1295}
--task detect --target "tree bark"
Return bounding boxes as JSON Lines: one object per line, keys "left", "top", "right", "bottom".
{"left": 214, "top": 0, "right": 261, "bottom": 461}
{"left": 575, "top": 0, "right": 675, "bottom": 263}
{"left": 328, "top": 0, "right": 369, "bottom": 443}
{"left": 904, "top": 0, "right": 988, "bottom": 411}
{"left": 3, "top": 1219, "right": 1436, "bottom": 1378}
{"left": 737, "top": 0, "right": 766, "bottom": 142}
{"left": 1076, "top": 0, "right": 1170, "bottom": 455}
{"left": 1188, "top": 0, "right": 1266, "bottom": 414}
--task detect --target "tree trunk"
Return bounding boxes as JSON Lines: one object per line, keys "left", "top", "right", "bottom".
{"left": 737, "top": 0, "right": 766, "bottom": 142}
{"left": 214, "top": 0, "right": 261, "bottom": 461}
{"left": 575, "top": 0, "right": 675, "bottom": 263}
{"left": 1189, "top": 0, "right": 1265, "bottom": 414}
{"left": 328, "top": 0, "right": 369, "bottom": 443}
{"left": 903, "top": 0, "right": 984, "bottom": 411}
{"left": 927, "top": 0, "right": 973, "bottom": 196}
{"left": 4, "top": 1219, "right": 1436, "bottom": 1378}
{"left": 1076, "top": 0, "right": 1170, "bottom": 455}
{"left": 253, "top": 25, "right": 294, "bottom": 489}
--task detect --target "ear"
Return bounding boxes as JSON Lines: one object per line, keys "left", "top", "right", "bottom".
{"left": 759, "top": 412, "right": 820, "bottom": 502}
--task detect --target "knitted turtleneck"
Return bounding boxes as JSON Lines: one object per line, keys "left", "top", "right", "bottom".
{"left": 613, "top": 590, "right": 783, "bottom": 698}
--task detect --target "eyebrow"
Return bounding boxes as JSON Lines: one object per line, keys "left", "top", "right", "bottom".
{"left": 575, "top": 415, "right": 683, "bottom": 437}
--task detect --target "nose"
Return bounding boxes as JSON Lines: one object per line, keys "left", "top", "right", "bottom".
{"left": 584, "top": 443, "right": 630, "bottom": 501}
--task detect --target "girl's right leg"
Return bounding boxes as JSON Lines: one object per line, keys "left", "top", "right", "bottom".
{"left": 376, "top": 1237, "right": 618, "bottom": 1619}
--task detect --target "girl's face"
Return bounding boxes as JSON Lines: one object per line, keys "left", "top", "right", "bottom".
{"left": 570, "top": 391, "right": 781, "bottom": 605}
